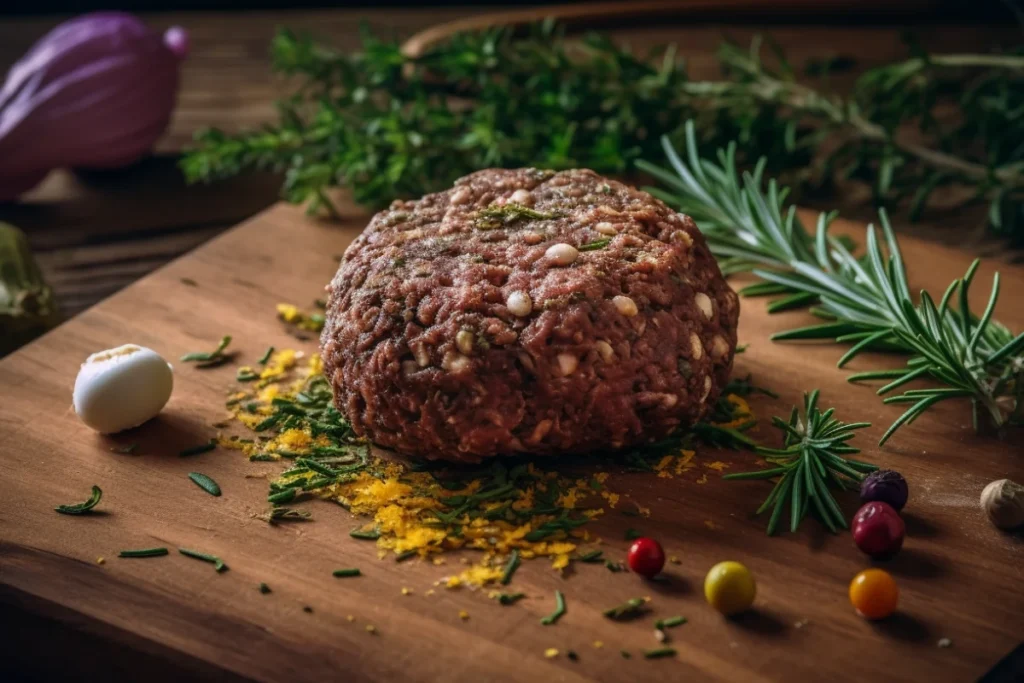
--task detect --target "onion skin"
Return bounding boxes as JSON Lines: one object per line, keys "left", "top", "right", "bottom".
{"left": 0, "top": 13, "right": 187, "bottom": 201}
{"left": 860, "top": 469, "right": 908, "bottom": 512}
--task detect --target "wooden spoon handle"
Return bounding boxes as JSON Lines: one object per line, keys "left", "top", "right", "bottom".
{"left": 401, "top": 0, "right": 943, "bottom": 58}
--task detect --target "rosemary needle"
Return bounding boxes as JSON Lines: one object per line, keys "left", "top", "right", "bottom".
{"left": 188, "top": 472, "right": 222, "bottom": 496}
{"left": 643, "top": 647, "right": 677, "bottom": 659}
{"left": 333, "top": 568, "right": 362, "bottom": 578}
{"left": 257, "top": 346, "right": 274, "bottom": 364}
{"left": 179, "top": 441, "right": 216, "bottom": 457}
{"left": 54, "top": 485, "right": 102, "bottom": 515}
{"left": 179, "top": 548, "right": 228, "bottom": 572}
{"left": 540, "top": 590, "right": 566, "bottom": 625}
{"left": 180, "top": 335, "right": 232, "bottom": 364}
{"left": 118, "top": 547, "right": 169, "bottom": 558}
{"left": 500, "top": 549, "right": 521, "bottom": 585}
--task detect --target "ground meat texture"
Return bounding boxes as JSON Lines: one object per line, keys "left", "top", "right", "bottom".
{"left": 321, "top": 168, "right": 740, "bottom": 462}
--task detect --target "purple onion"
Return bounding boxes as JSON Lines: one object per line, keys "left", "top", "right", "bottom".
{"left": 860, "top": 469, "right": 908, "bottom": 512}
{"left": 0, "top": 13, "right": 187, "bottom": 201}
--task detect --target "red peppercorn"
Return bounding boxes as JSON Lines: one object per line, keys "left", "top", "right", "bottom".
{"left": 852, "top": 501, "right": 905, "bottom": 559}
{"left": 627, "top": 537, "right": 665, "bottom": 577}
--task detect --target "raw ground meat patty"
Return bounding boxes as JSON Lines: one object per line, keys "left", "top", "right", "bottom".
{"left": 321, "top": 168, "right": 739, "bottom": 462}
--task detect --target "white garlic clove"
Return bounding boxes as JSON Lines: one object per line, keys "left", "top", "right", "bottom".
{"left": 980, "top": 478, "right": 1024, "bottom": 530}
{"left": 73, "top": 344, "right": 173, "bottom": 434}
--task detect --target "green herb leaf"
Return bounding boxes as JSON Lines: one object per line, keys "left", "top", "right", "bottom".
{"left": 179, "top": 547, "right": 228, "bottom": 572}
{"left": 624, "top": 528, "right": 642, "bottom": 540}
{"left": 188, "top": 472, "right": 222, "bottom": 497}
{"left": 181, "top": 335, "right": 232, "bottom": 364}
{"left": 603, "top": 597, "right": 649, "bottom": 620}
{"left": 494, "top": 592, "right": 526, "bottom": 605}
{"left": 349, "top": 527, "right": 381, "bottom": 540}
{"left": 118, "top": 547, "right": 169, "bottom": 558}
{"left": 643, "top": 647, "right": 677, "bottom": 659}
{"left": 258, "top": 346, "right": 275, "bottom": 365}
{"left": 578, "top": 238, "right": 612, "bottom": 252}
{"left": 540, "top": 590, "right": 566, "bottom": 625}
{"left": 577, "top": 550, "right": 603, "bottom": 563}
{"left": 654, "top": 616, "right": 687, "bottom": 629}
{"left": 179, "top": 441, "right": 216, "bottom": 457}
{"left": 500, "top": 548, "right": 521, "bottom": 585}
{"left": 54, "top": 485, "right": 102, "bottom": 515}
{"left": 332, "top": 568, "right": 362, "bottom": 578}
{"left": 259, "top": 582, "right": 272, "bottom": 594}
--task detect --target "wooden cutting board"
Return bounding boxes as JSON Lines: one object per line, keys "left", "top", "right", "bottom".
{"left": 1, "top": 195, "right": 1022, "bottom": 682}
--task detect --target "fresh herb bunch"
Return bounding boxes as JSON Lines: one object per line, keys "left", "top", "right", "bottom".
{"left": 706, "top": 39, "right": 1024, "bottom": 240}
{"left": 182, "top": 23, "right": 1023, "bottom": 237}
{"left": 639, "top": 121, "right": 1024, "bottom": 444}
{"left": 723, "top": 391, "right": 877, "bottom": 535}
{"left": 179, "top": 22, "right": 811, "bottom": 214}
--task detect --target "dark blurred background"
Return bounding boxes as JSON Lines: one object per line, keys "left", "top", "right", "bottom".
{"left": 1, "top": 0, "right": 1019, "bottom": 20}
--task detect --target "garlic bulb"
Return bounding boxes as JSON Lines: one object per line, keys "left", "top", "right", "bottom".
{"left": 980, "top": 479, "right": 1024, "bottom": 530}
{"left": 73, "top": 344, "right": 173, "bottom": 433}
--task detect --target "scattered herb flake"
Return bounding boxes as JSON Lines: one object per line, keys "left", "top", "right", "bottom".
{"left": 259, "top": 582, "right": 271, "bottom": 594}
{"left": 180, "top": 335, "right": 232, "bottom": 365}
{"left": 333, "top": 568, "right": 362, "bottom": 578}
{"left": 54, "top": 485, "right": 102, "bottom": 515}
{"left": 179, "top": 547, "right": 228, "bottom": 572}
{"left": 118, "top": 547, "right": 168, "bottom": 558}
{"left": 624, "top": 528, "right": 642, "bottom": 540}
{"left": 540, "top": 590, "right": 566, "bottom": 626}
{"left": 603, "top": 597, "right": 649, "bottom": 620}
{"left": 236, "top": 367, "right": 260, "bottom": 382}
{"left": 475, "top": 203, "right": 559, "bottom": 230}
{"left": 257, "top": 346, "right": 275, "bottom": 365}
{"left": 655, "top": 616, "right": 687, "bottom": 629}
{"left": 577, "top": 550, "right": 603, "bottom": 563}
{"left": 495, "top": 592, "right": 525, "bottom": 605}
{"left": 578, "top": 238, "right": 611, "bottom": 252}
{"left": 500, "top": 548, "right": 521, "bottom": 585}
{"left": 349, "top": 527, "right": 381, "bottom": 540}
{"left": 179, "top": 441, "right": 216, "bottom": 457}
{"left": 605, "top": 559, "right": 623, "bottom": 572}
{"left": 188, "top": 472, "right": 222, "bottom": 496}
{"left": 643, "top": 647, "right": 677, "bottom": 659}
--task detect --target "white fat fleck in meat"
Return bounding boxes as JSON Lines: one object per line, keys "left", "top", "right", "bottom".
{"left": 546, "top": 243, "right": 579, "bottom": 266}
{"left": 690, "top": 332, "right": 703, "bottom": 360}
{"left": 456, "top": 329, "right": 475, "bottom": 355}
{"left": 595, "top": 222, "right": 618, "bottom": 236}
{"left": 711, "top": 335, "right": 730, "bottom": 360}
{"left": 701, "top": 376, "right": 712, "bottom": 402}
{"left": 595, "top": 340, "right": 614, "bottom": 362}
{"left": 557, "top": 353, "right": 579, "bottom": 377}
{"left": 694, "top": 293, "right": 714, "bottom": 320}
{"left": 507, "top": 291, "right": 533, "bottom": 317}
{"left": 509, "top": 189, "right": 534, "bottom": 206}
{"left": 449, "top": 187, "right": 472, "bottom": 205}
{"left": 613, "top": 295, "right": 638, "bottom": 317}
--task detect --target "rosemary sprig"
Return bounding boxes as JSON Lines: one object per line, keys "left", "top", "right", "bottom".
{"left": 641, "top": 121, "right": 1024, "bottom": 443}
{"left": 723, "top": 391, "right": 877, "bottom": 535}
{"left": 118, "top": 547, "right": 169, "bottom": 558}
{"left": 179, "top": 548, "right": 228, "bottom": 572}
{"left": 540, "top": 590, "right": 566, "bottom": 626}
{"left": 188, "top": 472, "right": 222, "bottom": 497}
{"left": 54, "top": 485, "right": 102, "bottom": 515}
{"left": 181, "top": 335, "right": 232, "bottom": 365}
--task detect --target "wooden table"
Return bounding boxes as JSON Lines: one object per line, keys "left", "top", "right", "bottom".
{"left": 0, "top": 8, "right": 1020, "bottom": 320}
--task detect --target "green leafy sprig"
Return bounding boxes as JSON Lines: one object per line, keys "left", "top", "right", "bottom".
{"left": 723, "top": 391, "right": 876, "bottom": 535}
{"left": 640, "top": 122, "right": 1024, "bottom": 444}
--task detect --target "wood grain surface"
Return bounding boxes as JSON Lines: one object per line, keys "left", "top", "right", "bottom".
{"left": 0, "top": 7, "right": 1021, "bottom": 320}
{"left": 1, "top": 197, "right": 1021, "bottom": 682}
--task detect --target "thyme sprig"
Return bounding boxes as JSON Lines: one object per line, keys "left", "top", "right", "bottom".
{"left": 181, "top": 335, "right": 233, "bottom": 365}
{"left": 183, "top": 23, "right": 1023, "bottom": 237}
{"left": 723, "top": 391, "right": 877, "bottom": 535}
{"left": 641, "top": 122, "right": 1024, "bottom": 443}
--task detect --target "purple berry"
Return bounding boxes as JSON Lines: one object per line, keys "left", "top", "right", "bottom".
{"left": 860, "top": 469, "right": 908, "bottom": 512}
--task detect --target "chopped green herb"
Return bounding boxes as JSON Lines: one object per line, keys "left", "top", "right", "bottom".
{"left": 494, "top": 592, "right": 525, "bottom": 605}
{"left": 603, "top": 597, "right": 648, "bottom": 620}
{"left": 349, "top": 527, "right": 381, "bottom": 540}
{"left": 180, "top": 335, "right": 232, "bottom": 364}
{"left": 180, "top": 277, "right": 198, "bottom": 287}
{"left": 577, "top": 550, "right": 603, "bottom": 563}
{"left": 303, "top": 606, "right": 313, "bottom": 613}
{"left": 395, "top": 550, "right": 417, "bottom": 562}
{"left": 257, "top": 346, "right": 275, "bottom": 364}
{"left": 500, "top": 549, "right": 521, "bottom": 585}
{"left": 268, "top": 488, "right": 298, "bottom": 504}
{"left": 604, "top": 559, "right": 623, "bottom": 572}
{"left": 736, "top": 343, "right": 749, "bottom": 353}
{"left": 654, "top": 616, "right": 687, "bottom": 629}
{"left": 620, "top": 650, "right": 632, "bottom": 659}
{"left": 236, "top": 368, "right": 260, "bottom": 382}
{"left": 54, "top": 485, "right": 102, "bottom": 515}
{"left": 643, "top": 647, "right": 677, "bottom": 659}
{"left": 624, "top": 528, "right": 642, "bottom": 540}
{"left": 259, "top": 582, "right": 271, "bottom": 594}
{"left": 188, "top": 472, "right": 222, "bottom": 496}
{"left": 249, "top": 453, "right": 278, "bottom": 462}
{"left": 118, "top": 547, "right": 169, "bottom": 558}
{"left": 110, "top": 443, "right": 138, "bottom": 455}
{"left": 332, "top": 568, "right": 362, "bottom": 578}
{"left": 578, "top": 238, "right": 611, "bottom": 252}
{"left": 567, "top": 650, "right": 579, "bottom": 661}
{"left": 540, "top": 590, "right": 566, "bottom": 626}
{"left": 475, "top": 203, "right": 559, "bottom": 230}
{"left": 179, "top": 441, "right": 216, "bottom": 457}
{"left": 179, "top": 547, "right": 227, "bottom": 572}
{"left": 261, "top": 507, "right": 312, "bottom": 523}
